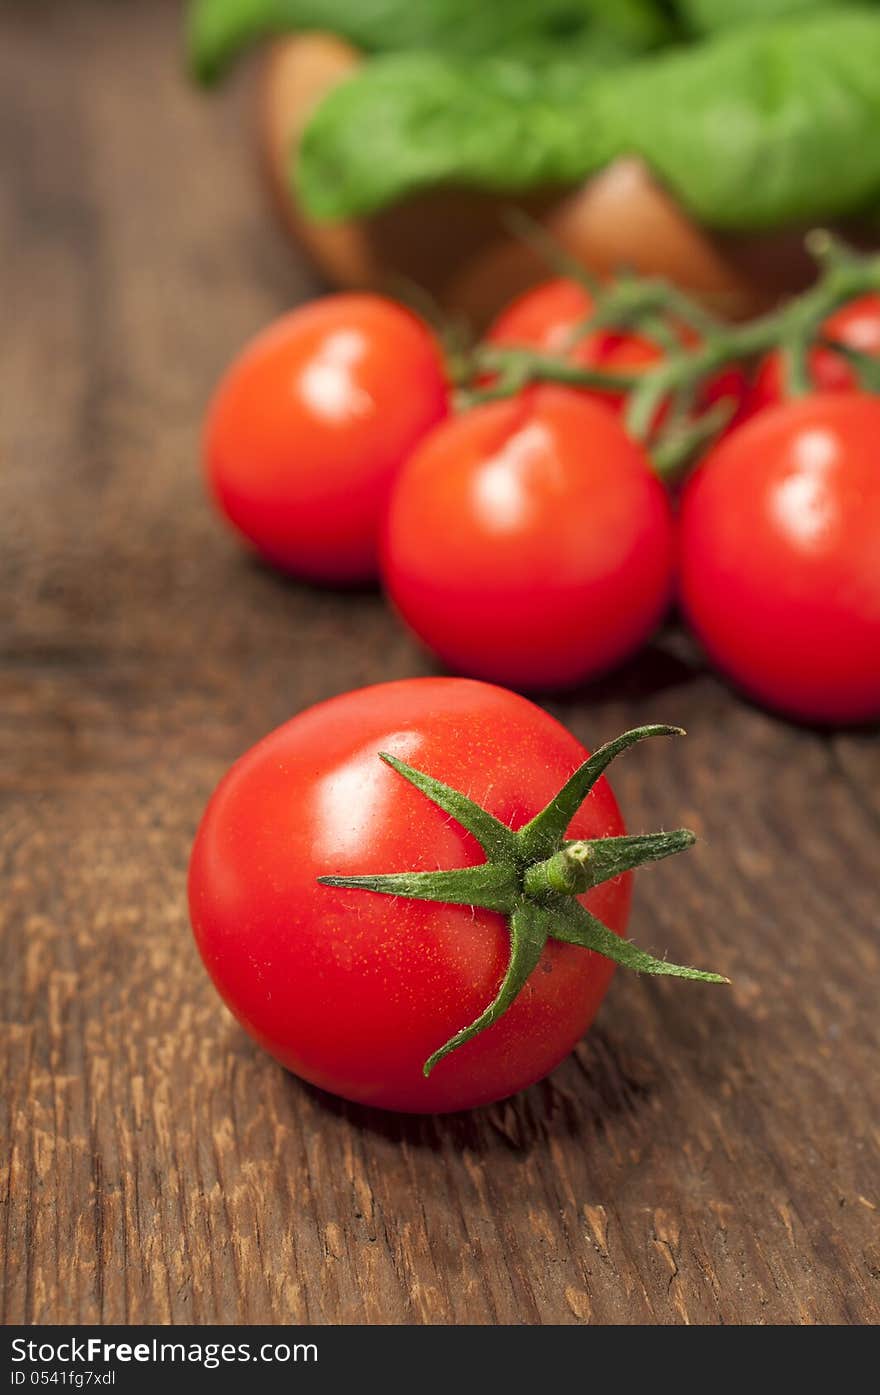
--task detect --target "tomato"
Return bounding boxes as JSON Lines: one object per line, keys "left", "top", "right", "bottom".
{"left": 188, "top": 678, "right": 631, "bottom": 1113}
{"left": 748, "top": 294, "right": 880, "bottom": 414}
{"left": 203, "top": 294, "right": 448, "bottom": 583}
{"left": 679, "top": 394, "right": 880, "bottom": 724}
{"left": 488, "top": 278, "right": 660, "bottom": 410}
{"left": 486, "top": 277, "right": 746, "bottom": 426}
{"left": 487, "top": 279, "right": 595, "bottom": 355}
{"left": 381, "top": 387, "right": 675, "bottom": 690}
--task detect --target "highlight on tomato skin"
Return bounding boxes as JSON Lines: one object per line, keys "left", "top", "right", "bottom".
{"left": 381, "top": 386, "right": 676, "bottom": 692}
{"left": 202, "top": 293, "right": 449, "bottom": 584}
{"left": 678, "top": 393, "right": 880, "bottom": 726}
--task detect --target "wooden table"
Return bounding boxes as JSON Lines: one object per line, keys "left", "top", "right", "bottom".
{"left": 2, "top": 0, "right": 879, "bottom": 1327}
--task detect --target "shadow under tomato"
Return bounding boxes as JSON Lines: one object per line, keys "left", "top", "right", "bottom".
{"left": 244, "top": 551, "right": 382, "bottom": 599}
{"left": 288, "top": 1022, "right": 659, "bottom": 1159}
{"left": 556, "top": 627, "right": 708, "bottom": 708}
{"left": 233, "top": 550, "right": 712, "bottom": 709}
{"left": 697, "top": 667, "right": 880, "bottom": 738}
{"left": 410, "top": 623, "right": 709, "bottom": 711}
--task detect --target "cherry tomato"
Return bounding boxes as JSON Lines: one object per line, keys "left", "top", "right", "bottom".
{"left": 188, "top": 678, "right": 630, "bottom": 1113}
{"left": 487, "top": 280, "right": 595, "bottom": 354}
{"left": 488, "top": 278, "right": 660, "bottom": 407}
{"left": 382, "top": 387, "right": 675, "bottom": 690}
{"left": 487, "top": 278, "right": 746, "bottom": 426}
{"left": 203, "top": 294, "right": 448, "bottom": 583}
{"left": 679, "top": 394, "right": 880, "bottom": 724}
{"left": 749, "top": 294, "right": 880, "bottom": 413}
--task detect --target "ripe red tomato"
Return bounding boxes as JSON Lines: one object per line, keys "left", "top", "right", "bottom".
{"left": 487, "top": 280, "right": 595, "bottom": 355}
{"left": 679, "top": 394, "right": 880, "bottom": 724}
{"left": 203, "top": 294, "right": 448, "bottom": 583}
{"left": 749, "top": 294, "right": 880, "bottom": 413}
{"left": 486, "top": 278, "right": 746, "bottom": 426}
{"left": 488, "top": 278, "right": 661, "bottom": 408}
{"left": 188, "top": 678, "right": 630, "bottom": 1113}
{"left": 382, "top": 386, "right": 675, "bottom": 690}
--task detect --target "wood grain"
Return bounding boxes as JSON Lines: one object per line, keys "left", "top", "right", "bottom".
{"left": 1, "top": 0, "right": 878, "bottom": 1326}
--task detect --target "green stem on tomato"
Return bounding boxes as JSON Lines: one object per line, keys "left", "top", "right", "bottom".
{"left": 318, "top": 724, "right": 727, "bottom": 1076}
{"left": 460, "top": 232, "right": 880, "bottom": 477}
{"left": 817, "top": 338, "right": 880, "bottom": 393}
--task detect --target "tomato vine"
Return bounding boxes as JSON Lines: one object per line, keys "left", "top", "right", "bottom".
{"left": 459, "top": 231, "right": 880, "bottom": 477}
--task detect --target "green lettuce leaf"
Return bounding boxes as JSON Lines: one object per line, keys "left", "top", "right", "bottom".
{"left": 296, "top": 54, "right": 604, "bottom": 218}
{"left": 597, "top": 9, "right": 880, "bottom": 226}
{"left": 297, "top": 10, "right": 880, "bottom": 230}
{"left": 187, "top": 0, "right": 673, "bottom": 84}
{"left": 675, "top": 0, "right": 860, "bottom": 36}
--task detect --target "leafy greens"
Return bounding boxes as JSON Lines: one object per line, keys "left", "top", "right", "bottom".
{"left": 296, "top": 10, "right": 880, "bottom": 230}
{"left": 187, "top": 0, "right": 672, "bottom": 83}
{"left": 187, "top": 1, "right": 880, "bottom": 231}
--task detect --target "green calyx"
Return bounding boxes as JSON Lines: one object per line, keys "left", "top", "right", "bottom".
{"left": 318, "top": 725, "right": 727, "bottom": 1077}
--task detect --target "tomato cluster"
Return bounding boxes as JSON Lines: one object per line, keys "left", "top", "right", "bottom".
{"left": 190, "top": 274, "right": 879, "bottom": 1114}
{"left": 203, "top": 285, "right": 880, "bottom": 726}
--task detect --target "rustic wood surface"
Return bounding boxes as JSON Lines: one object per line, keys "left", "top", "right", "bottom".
{"left": 2, "top": 0, "right": 879, "bottom": 1327}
